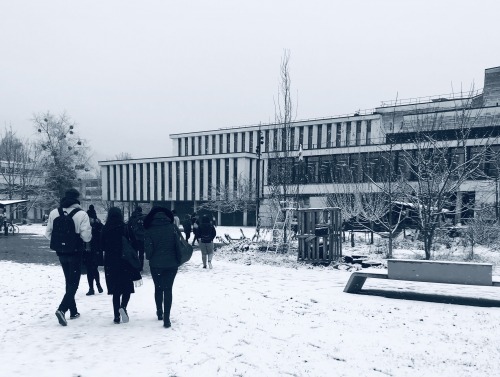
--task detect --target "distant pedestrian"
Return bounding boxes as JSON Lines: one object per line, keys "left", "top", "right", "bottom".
{"left": 102, "top": 207, "right": 142, "bottom": 324}
{"left": 172, "top": 209, "right": 180, "bottom": 228}
{"left": 128, "top": 206, "right": 146, "bottom": 271}
{"left": 191, "top": 213, "right": 200, "bottom": 246}
{"left": 45, "top": 188, "right": 91, "bottom": 326}
{"left": 84, "top": 205, "right": 104, "bottom": 296}
{"left": 144, "top": 206, "right": 181, "bottom": 328}
{"left": 198, "top": 215, "right": 217, "bottom": 269}
{"left": 182, "top": 214, "right": 192, "bottom": 241}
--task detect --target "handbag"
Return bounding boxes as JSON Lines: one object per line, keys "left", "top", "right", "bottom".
{"left": 122, "top": 235, "right": 141, "bottom": 271}
{"left": 174, "top": 226, "right": 193, "bottom": 266}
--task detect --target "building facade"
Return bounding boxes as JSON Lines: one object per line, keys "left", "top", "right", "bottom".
{"left": 99, "top": 66, "right": 500, "bottom": 226}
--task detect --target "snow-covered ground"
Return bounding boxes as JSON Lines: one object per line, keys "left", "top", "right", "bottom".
{"left": 1, "top": 224, "right": 500, "bottom": 376}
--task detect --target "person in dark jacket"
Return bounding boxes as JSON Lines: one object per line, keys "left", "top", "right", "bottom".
{"left": 181, "top": 214, "right": 192, "bottom": 241}
{"left": 102, "top": 207, "right": 142, "bottom": 324}
{"left": 84, "top": 207, "right": 104, "bottom": 296}
{"left": 198, "top": 215, "right": 217, "bottom": 269}
{"left": 128, "top": 206, "right": 146, "bottom": 271}
{"left": 144, "top": 206, "right": 181, "bottom": 328}
{"left": 191, "top": 213, "right": 200, "bottom": 246}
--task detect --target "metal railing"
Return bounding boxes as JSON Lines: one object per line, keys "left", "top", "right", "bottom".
{"left": 380, "top": 89, "right": 483, "bottom": 108}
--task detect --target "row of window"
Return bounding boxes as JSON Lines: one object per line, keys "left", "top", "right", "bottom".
{"left": 106, "top": 158, "right": 245, "bottom": 202}
{"left": 268, "top": 145, "right": 500, "bottom": 185}
{"left": 177, "top": 121, "right": 373, "bottom": 156}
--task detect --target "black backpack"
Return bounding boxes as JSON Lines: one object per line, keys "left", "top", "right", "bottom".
{"left": 50, "top": 208, "right": 82, "bottom": 254}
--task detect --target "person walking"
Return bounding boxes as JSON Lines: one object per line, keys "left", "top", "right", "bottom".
{"left": 102, "top": 207, "right": 142, "bottom": 324}
{"left": 198, "top": 215, "right": 217, "bottom": 269}
{"left": 144, "top": 206, "right": 181, "bottom": 328}
{"left": 84, "top": 205, "right": 104, "bottom": 296}
{"left": 181, "top": 214, "right": 192, "bottom": 242}
{"left": 172, "top": 209, "right": 180, "bottom": 228}
{"left": 191, "top": 213, "right": 200, "bottom": 246}
{"left": 45, "top": 188, "right": 92, "bottom": 326}
{"left": 128, "top": 206, "right": 146, "bottom": 271}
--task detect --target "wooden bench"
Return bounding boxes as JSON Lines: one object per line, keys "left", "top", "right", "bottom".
{"left": 344, "top": 259, "right": 500, "bottom": 294}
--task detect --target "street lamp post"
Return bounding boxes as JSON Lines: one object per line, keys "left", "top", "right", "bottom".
{"left": 255, "top": 128, "right": 264, "bottom": 228}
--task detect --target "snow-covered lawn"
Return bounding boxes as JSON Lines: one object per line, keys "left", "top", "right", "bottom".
{"left": 1, "top": 224, "right": 500, "bottom": 376}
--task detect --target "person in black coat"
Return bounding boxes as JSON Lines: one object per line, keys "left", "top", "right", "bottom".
{"left": 181, "top": 214, "right": 192, "bottom": 241}
{"left": 101, "top": 207, "right": 142, "bottom": 324}
{"left": 191, "top": 213, "right": 200, "bottom": 246}
{"left": 144, "top": 206, "right": 181, "bottom": 328}
{"left": 198, "top": 215, "right": 217, "bottom": 269}
{"left": 84, "top": 208, "right": 104, "bottom": 295}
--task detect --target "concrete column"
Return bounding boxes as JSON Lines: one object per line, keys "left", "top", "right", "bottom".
{"left": 116, "top": 164, "right": 122, "bottom": 201}
{"left": 101, "top": 166, "right": 109, "bottom": 201}
{"left": 194, "top": 160, "right": 200, "bottom": 200}
{"left": 228, "top": 158, "right": 235, "bottom": 199}
{"left": 122, "top": 164, "right": 128, "bottom": 201}
{"left": 128, "top": 164, "right": 134, "bottom": 202}
{"left": 149, "top": 162, "right": 155, "bottom": 201}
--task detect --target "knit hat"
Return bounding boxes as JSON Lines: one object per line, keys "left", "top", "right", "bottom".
{"left": 87, "top": 204, "right": 97, "bottom": 219}
{"left": 64, "top": 188, "right": 80, "bottom": 199}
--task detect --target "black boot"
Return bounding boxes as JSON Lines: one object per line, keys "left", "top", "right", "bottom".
{"left": 96, "top": 284, "right": 103, "bottom": 294}
{"left": 86, "top": 289, "right": 95, "bottom": 296}
{"left": 157, "top": 310, "right": 163, "bottom": 321}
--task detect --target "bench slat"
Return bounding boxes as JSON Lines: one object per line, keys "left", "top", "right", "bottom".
{"left": 388, "top": 259, "right": 492, "bottom": 286}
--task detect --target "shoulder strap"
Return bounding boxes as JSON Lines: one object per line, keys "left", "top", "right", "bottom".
{"left": 57, "top": 208, "right": 64, "bottom": 217}
{"left": 68, "top": 208, "right": 81, "bottom": 218}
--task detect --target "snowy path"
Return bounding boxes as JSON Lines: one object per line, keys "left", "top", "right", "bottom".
{"left": 1, "top": 254, "right": 500, "bottom": 376}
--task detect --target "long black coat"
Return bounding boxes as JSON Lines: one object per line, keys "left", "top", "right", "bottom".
{"left": 101, "top": 223, "right": 140, "bottom": 295}
{"left": 144, "top": 212, "right": 181, "bottom": 269}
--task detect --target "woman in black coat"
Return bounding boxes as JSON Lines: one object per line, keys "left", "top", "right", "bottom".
{"left": 144, "top": 206, "right": 181, "bottom": 328}
{"left": 101, "top": 207, "right": 141, "bottom": 324}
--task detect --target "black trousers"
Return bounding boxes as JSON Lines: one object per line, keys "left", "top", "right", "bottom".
{"left": 85, "top": 262, "right": 101, "bottom": 291}
{"left": 151, "top": 267, "right": 178, "bottom": 323}
{"left": 113, "top": 293, "right": 131, "bottom": 318}
{"left": 135, "top": 240, "right": 145, "bottom": 271}
{"left": 58, "top": 253, "right": 82, "bottom": 315}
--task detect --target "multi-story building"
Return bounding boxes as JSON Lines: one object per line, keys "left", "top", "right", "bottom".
{"left": 99, "top": 65, "right": 500, "bottom": 226}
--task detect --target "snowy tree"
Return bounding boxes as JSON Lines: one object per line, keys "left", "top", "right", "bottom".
{"left": 33, "top": 112, "right": 91, "bottom": 206}
{"left": 398, "top": 101, "right": 495, "bottom": 259}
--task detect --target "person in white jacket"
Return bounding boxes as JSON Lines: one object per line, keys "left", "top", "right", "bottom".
{"left": 45, "top": 188, "right": 92, "bottom": 326}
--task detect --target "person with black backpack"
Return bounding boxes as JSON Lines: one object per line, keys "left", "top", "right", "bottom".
{"left": 128, "top": 206, "right": 146, "bottom": 271}
{"left": 45, "top": 188, "right": 92, "bottom": 326}
{"left": 198, "top": 215, "right": 217, "bottom": 269}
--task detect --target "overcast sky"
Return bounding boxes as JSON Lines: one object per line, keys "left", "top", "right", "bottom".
{"left": 1, "top": 0, "right": 499, "bottom": 164}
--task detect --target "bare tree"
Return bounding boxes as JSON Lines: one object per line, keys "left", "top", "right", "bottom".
{"left": 33, "top": 112, "right": 91, "bottom": 206}
{"left": 398, "top": 98, "right": 494, "bottom": 259}
{"left": 115, "top": 152, "right": 133, "bottom": 160}
{"left": 0, "top": 127, "right": 45, "bottom": 219}
{"left": 197, "top": 176, "right": 256, "bottom": 214}
{"left": 265, "top": 50, "right": 299, "bottom": 245}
